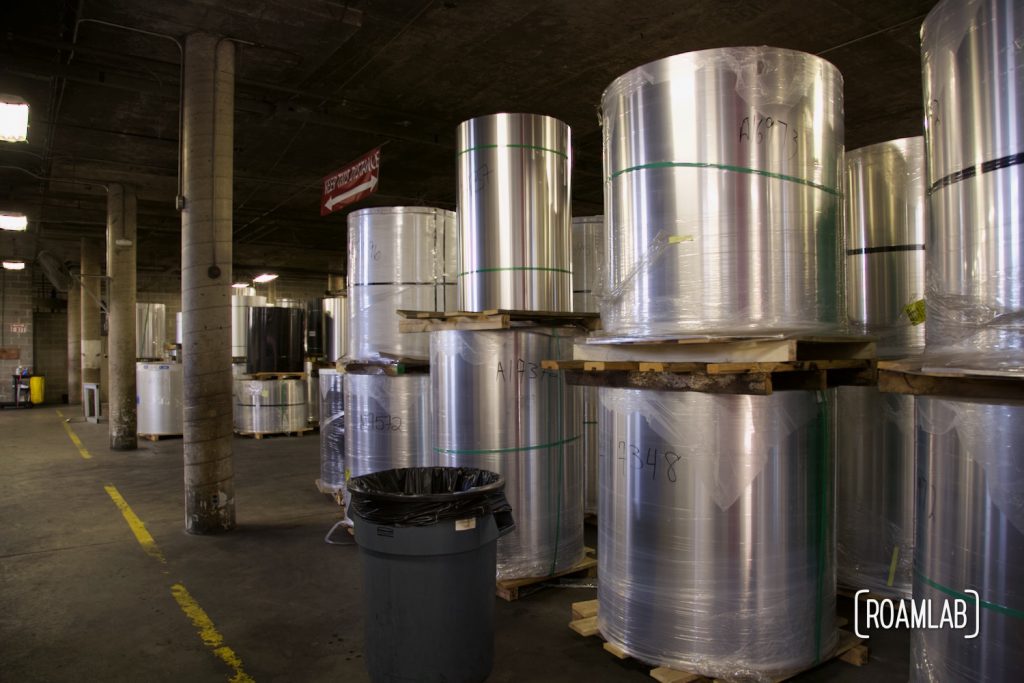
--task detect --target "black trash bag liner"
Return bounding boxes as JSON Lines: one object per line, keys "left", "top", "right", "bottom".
{"left": 348, "top": 466, "right": 515, "bottom": 530}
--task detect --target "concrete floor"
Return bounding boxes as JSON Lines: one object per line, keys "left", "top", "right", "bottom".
{"left": 1, "top": 407, "right": 910, "bottom": 682}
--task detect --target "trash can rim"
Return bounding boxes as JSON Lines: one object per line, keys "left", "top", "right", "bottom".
{"left": 347, "top": 468, "right": 505, "bottom": 504}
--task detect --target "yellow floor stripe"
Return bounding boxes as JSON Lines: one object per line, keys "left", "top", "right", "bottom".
{"left": 56, "top": 409, "right": 92, "bottom": 460}
{"left": 171, "top": 583, "right": 255, "bottom": 683}
{"left": 103, "top": 485, "right": 166, "bottom": 564}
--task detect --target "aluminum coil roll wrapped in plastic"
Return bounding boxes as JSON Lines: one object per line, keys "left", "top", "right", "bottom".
{"left": 323, "top": 296, "right": 348, "bottom": 363}
{"left": 344, "top": 374, "right": 431, "bottom": 476}
{"left": 845, "top": 137, "right": 927, "bottom": 357}
{"left": 231, "top": 292, "right": 266, "bottom": 358}
{"left": 175, "top": 311, "right": 183, "bottom": 345}
{"left": 912, "top": 397, "right": 1024, "bottom": 682}
{"left": 456, "top": 113, "right": 572, "bottom": 312}
{"left": 836, "top": 387, "right": 914, "bottom": 598}
{"left": 233, "top": 378, "right": 308, "bottom": 433}
{"left": 572, "top": 216, "right": 603, "bottom": 514}
{"left": 305, "top": 359, "right": 319, "bottom": 425}
{"left": 319, "top": 368, "right": 345, "bottom": 492}
{"left": 598, "top": 389, "right": 836, "bottom": 679}
{"left": 601, "top": 48, "right": 844, "bottom": 337}
{"left": 305, "top": 298, "right": 324, "bottom": 357}
{"left": 135, "top": 303, "right": 166, "bottom": 359}
{"left": 136, "top": 362, "right": 183, "bottom": 435}
{"left": 348, "top": 207, "right": 456, "bottom": 360}
{"left": 431, "top": 329, "right": 583, "bottom": 579}
{"left": 246, "top": 306, "right": 305, "bottom": 374}
{"left": 922, "top": 0, "right": 1024, "bottom": 372}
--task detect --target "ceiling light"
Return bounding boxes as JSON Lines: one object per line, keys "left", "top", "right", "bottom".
{"left": 232, "top": 282, "right": 251, "bottom": 289}
{"left": 252, "top": 273, "right": 278, "bottom": 283}
{"left": 3, "top": 260, "right": 26, "bottom": 270}
{"left": 0, "top": 212, "right": 28, "bottom": 231}
{"left": 0, "top": 95, "right": 29, "bottom": 142}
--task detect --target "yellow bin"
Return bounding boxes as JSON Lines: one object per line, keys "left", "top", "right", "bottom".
{"left": 30, "top": 376, "right": 45, "bottom": 404}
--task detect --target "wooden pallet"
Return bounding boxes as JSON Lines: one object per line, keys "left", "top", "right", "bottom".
{"left": 496, "top": 546, "right": 598, "bottom": 601}
{"left": 397, "top": 308, "right": 601, "bottom": 333}
{"left": 341, "top": 356, "right": 430, "bottom": 376}
{"left": 235, "top": 427, "right": 314, "bottom": 439}
{"left": 247, "top": 372, "right": 306, "bottom": 380}
{"left": 543, "top": 359, "right": 875, "bottom": 395}
{"left": 878, "top": 360, "right": 1024, "bottom": 401}
{"left": 569, "top": 599, "right": 869, "bottom": 682}
{"left": 138, "top": 433, "right": 182, "bottom": 442}
{"left": 578, "top": 334, "right": 875, "bottom": 364}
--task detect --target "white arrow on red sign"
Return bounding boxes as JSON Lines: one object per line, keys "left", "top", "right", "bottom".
{"left": 321, "top": 147, "right": 382, "bottom": 216}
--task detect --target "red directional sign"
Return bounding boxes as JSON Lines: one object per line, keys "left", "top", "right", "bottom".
{"left": 320, "top": 147, "right": 381, "bottom": 216}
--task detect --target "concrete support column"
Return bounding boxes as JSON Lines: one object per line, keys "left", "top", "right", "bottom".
{"left": 80, "top": 239, "right": 103, "bottom": 399}
{"left": 107, "top": 184, "right": 137, "bottom": 450}
{"left": 67, "top": 270, "right": 81, "bottom": 404}
{"left": 181, "top": 32, "right": 235, "bottom": 533}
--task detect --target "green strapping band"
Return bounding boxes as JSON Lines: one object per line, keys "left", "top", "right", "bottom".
{"left": 433, "top": 434, "right": 581, "bottom": 456}
{"left": 915, "top": 570, "right": 1024, "bottom": 620}
{"left": 458, "top": 143, "right": 568, "bottom": 159}
{"left": 609, "top": 161, "right": 843, "bottom": 197}
{"left": 458, "top": 266, "right": 573, "bottom": 277}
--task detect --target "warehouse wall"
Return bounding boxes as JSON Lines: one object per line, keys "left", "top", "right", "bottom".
{"left": 0, "top": 267, "right": 34, "bottom": 403}
{"left": 32, "top": 311, "right": 69, "bottom": 403}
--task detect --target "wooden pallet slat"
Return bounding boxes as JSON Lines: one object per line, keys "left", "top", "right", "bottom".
{"left": 396, "top": 308, "right": 600, "bottom": 333}
{"left": 235, "top": 427, "right": 314, "bottom": 439}
{"left": 496, "top": 547, "right": 597, "bottom": 601}
{"left": 878, "top": 359, "right": 1023, "bottom": 401}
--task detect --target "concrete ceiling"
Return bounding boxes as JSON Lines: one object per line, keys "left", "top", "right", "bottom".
{"left": 1, "top": 0, "right": 936, "bottom": 278}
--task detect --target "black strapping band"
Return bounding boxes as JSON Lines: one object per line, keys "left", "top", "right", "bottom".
{"left": 350, "top": 281, "right": 457, "bottom": 287}
{"left": 846, "top": 244, "right": 925, "bottom": 256}
{"left": 929, "top": 151, "right": 1024, "bottom": 195}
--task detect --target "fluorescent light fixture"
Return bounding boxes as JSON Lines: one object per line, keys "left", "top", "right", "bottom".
{"left": 252, "top": 273, "right": 278, "bottom": 283}
{"left": 232, "top": 282, "right": 250, "bottom": 289}
{"left": 0, "top": 95, "right": 29, "bottom": 142}
{"left": 3, "top": 260, "right": 26, "bottom": 270}
{"left": 0, "top": 212, "right": 28, "bottom": 231}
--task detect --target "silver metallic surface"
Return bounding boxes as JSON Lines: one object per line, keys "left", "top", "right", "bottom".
{"left": 912, "top": 397, "right": 1024, "bottom": 682}
{"left": 845, "top": 137, "right": 927, "bottom": 357}
{"left": 582, "top": 386, "right": 598, "bottom": 515}
{"left": 456, "top": 113, "right": 572, "bottom": 312}
{"left": 323, "top": 296, "right": 348, "bottom": 363}
{"left": 305, "top": 359, "right": 319, "bottom": 425}
{"left": 597, "top": 389, "right": 836, "bottom": 678}
{"left": 431, "top": 329, "right": 584, "bottom": 579}
{"left": 231, "top": 294, "right": 266, "bottom": 358}
{"left": 922, "top": 0, "right": 1024, "bottom": 372}
{"left": 601, "top": 48, "right": 844, "bottom": 337}
{"left": 233, "top": 378, "right": 308, "bottom": 433}
{"left": 344, "top": 373, "right": 431, "bottom": 476}
{"left": 175, "top": 311, "right": 183, "bottom": 345}
{"left": 136, "top": 362, "right": 183, "bottom": 436}
{"left": 836, "top": 387, "right": 914, "bottom": 598}
{"left": 319, "top": 368, "right": 345, "bottom": 491}
{"left": 135, "top": 303, "right": 166, "bottom": 359}
{"left": 347, "top": 207, "right": 456, "bottom": 360}
{"left": 572, "top": 215, "right": 603, "bottom": 314}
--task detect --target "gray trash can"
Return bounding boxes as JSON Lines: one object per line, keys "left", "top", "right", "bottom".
{"left": 349, "top": 467, "right": 515, "bottom": 683}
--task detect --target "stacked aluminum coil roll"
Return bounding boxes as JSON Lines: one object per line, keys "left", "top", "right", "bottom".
{"left": 837, "top": 137, "right": 925, "bottom": 599}
{"left": 597, "top": 389, "right": 836, "bottom": 678}
{"left": 572, "top": 216, "right": 604, "bottom": 514}
{"left": 344, "top": 374, "right": 431, "bottom": 476}
{"left": 600, "top": 48, "right": 844, "bottom": 337}
{"left": 233, "top": 378, "right": 308, "bottom": 433}
{"left": 323, "top": 296, "right": 348, "bottom": 363}
{"left": 319, "top": 368, "right": 345, "bottom": 492}
{"left": 922, "top": 0, "right": 1024, "bottom": 372}
{"left": 305, "top": 298, "right": 324, "bottom": 357}
{"left": 348, "top": 207, "right": 456, "bottom": 360}
{"left": 136, "top": 362, "right": 183, "bottom": 435}
{"left": 246, "top": 307, "right": 305, "bottom": 374}
{"left": 456, "top": 113, "right": 572, "bottom": 312}
{"left": 231, "top": 291, "right": 266, "bottom": 358}
{"left": 913, "top": 397, "right": 1024, "bottom": 682}
{"left": 135, "top": 303, "right": 166, "bottom": 359}
{"left": 431, "top": 329, "right": 583, "bottom": 579}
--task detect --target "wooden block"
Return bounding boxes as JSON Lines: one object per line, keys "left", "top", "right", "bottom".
{"left": 569, "top": 615, "right": 599, "bottom": 637}
{"left": 571, "top": 599, "right": 598, "bottom": 620}
{"left": 650, "top": 667, "right": 704, "bottom": 683}
{"left": 603, "top": 642, "right": 630, "bottom": 660}
{"left": 838, "top": 644, "right": 870, "bottom": 667}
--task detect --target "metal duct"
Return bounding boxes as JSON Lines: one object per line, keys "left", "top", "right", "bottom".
{"left": 845, "top": 137, "right": 926, "bottom": 357}
{"left": 231, "top": 293, "right": 266, "bottom": 358}
{"left": 431, "top": 329, "right": 584, "bottom": 579}
{"left": 233, "top": 378, "right": 308, "bottom": 433}
{"left": 922, "top": 0, "right": 1024, "bottom": 372}
{"left": 319, "top": 368, "right": 345, "bottom": 492}
{"left": 597, "top": 389, "right": 836, "bottom": 678}
{"left": 572, "top": 216, "right": 603, "bottom": 515}
{"left": 135, "top": 303, "right": 166, "bottom": 360}
{"left": 323, "top": 296, "right": 348, "bottom": 363}
{"left": 912, "top": 397, "right": 1024, "bottom": 682}
{"left": 347, "top": 207, "right": 456, "bottom": 361}
{"left": 305, "top": 359, "right": 319, "bottom": 425}
{"left": 456, "top": 113, "right": 572, "bottom": 312}
{"left": 136, "top": 362, "right": 183, "bottom": 436}
{"left": 600, "top": 48, "right": 844, "bottom": 337}
{"left": 344, "top": 373, "right": 432, "bottom": 476}
{"left": 246, "top": 306, "right": 305, "bottom": 374}
{"left": 836, "top": 387, "right": 914, "bottom": 598}
{"left": 306, "top": 298, "right": 324, "bottom": 357}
